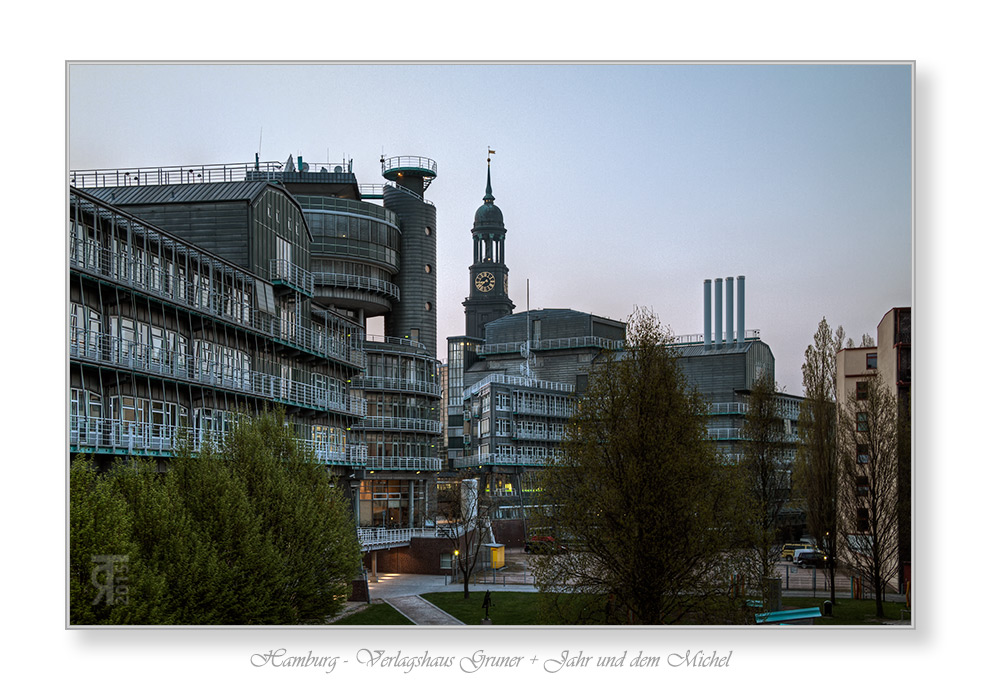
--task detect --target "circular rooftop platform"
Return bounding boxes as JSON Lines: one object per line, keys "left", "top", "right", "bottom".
{"left": 381, "top": 156, "right": 437, "bottom": 182}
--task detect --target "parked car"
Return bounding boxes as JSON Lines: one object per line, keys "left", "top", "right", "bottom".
{"left": 796, "top": 550, "right": 830, "bottom": 569}
{"left": 781, "top": 542, "right": 815, "bottom": 561}
{"left": 524, "top": 536, "right": 568, "bottom": 554}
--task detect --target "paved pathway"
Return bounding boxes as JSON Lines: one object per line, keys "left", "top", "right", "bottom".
{"left": 382, "top": 595, "right": 465, "bottom": 625}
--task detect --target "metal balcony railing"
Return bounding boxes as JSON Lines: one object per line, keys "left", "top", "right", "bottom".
{"left": 357, "top": 527, "right": 442, "bottom": 551}
{"left": 69, "top": 330, "right": 367, "bottom": 417}
{"left": 511, "top": 402, "right": 575, "bottom": 418}
{"left": 358, "top": 416, "right": 443, "bottom": 434}
{"left": 364, "top": 334, "right": 429, "bottom": 352}
{"left": 313, "top": 272, "right": 400, "bottom": 301}
{"left": 69, "top": 416, "right": 368, "bottom": 466}
{"left": 269, "top": 259, "right": 314, "bottom": 297}
{"left": 706, "top": 427, "right": 747, "bottom": 441}
{"left": 363, "top": 456, "right": 443, "bottom": 472}
{"left": 351, "top": 375, "right": 441, "bottom": 397}
{"left": 452, "top": 453, "right": 558, "bottom": 469}
{"left": 464, "top": 373, "right": 575, "bottom": 399}
{"left": 69, "top": 160, "right": 356, "bottom": 189}
{"left": 512, "top": 428, "right": 567, "bottom": 442}
{"left": 69, "top": 233, "right": 365, "bottom": 368}
{"left": 708, "top": 402, "right": 750, "bottom": 415}
{"left": 477, "top": 336, "right": 625, "bottom": 356}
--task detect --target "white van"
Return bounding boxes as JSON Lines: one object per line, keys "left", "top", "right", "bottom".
{"left": 792, "top": 548, "right": 820, "bottom": 564}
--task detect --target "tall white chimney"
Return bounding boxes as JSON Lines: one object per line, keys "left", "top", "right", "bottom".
{"left": 726, "top": 276, "right": 734, "bottom": 345}
{"left": 737, "top": 275, "right": 745, "bottom": 344}
{"left": 714, "top": 278, "right": 723, "bottom": 349}
{"left": 703, "top": 279, "right": 712, "bottom": 349}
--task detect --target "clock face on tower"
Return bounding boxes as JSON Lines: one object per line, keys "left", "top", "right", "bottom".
{"left": 475, "top": 271, "right": 496, "bottom": 292}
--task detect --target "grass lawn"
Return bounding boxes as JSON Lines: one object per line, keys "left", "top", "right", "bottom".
{"left": 338, "top": 592, "right": 908, "bottom": 626}
{"left": 421, "top": 592, "right": 551, "bottom": 625}
{"left": 783, "top": 597, "right": 908, "bottom": 625}
{"left": 330, "top": 602, "right": 414, "bottom": 625}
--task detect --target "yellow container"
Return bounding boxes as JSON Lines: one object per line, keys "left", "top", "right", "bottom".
{"left": 488, "top": 544, "right": 505, "bottom": 569}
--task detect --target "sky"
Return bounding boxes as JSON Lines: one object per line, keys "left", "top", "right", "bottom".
{"left": 67, "top": 62, "right": 912, "bottom": 394}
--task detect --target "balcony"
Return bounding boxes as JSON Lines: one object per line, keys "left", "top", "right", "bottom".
{"left": 269, "top": 259, "right": 314, "bottom": 297}
{"left": 352, "top": 375, "right": 440, "bottom": 397}
{"left": 358, "top": 416, "right": 443, "bottom": 434}
{"left": 69, "top": 416, "right": 368, "bottom": 466}
{"left": 452, "top": 453, "right": 557, "bottom": 469}
{"left": 364, "top": 456, "right": 443, "bottom": 472}
{"left": 477, "top": 336, "right": 624, "bottom": 356}
{"left": 70, "top": 330, "right": 366, "bottom": 417}
{"left": 512, "top": 428, "right": 566, "bottom": 442}
{"left": 69, "top": 232, "right": 364, "bottom": 368}
{"left": 313, "top": 272, "right": 400, "bottom": 301}
{"left": 464, "top": 373, "right": 574, "bottom": 399}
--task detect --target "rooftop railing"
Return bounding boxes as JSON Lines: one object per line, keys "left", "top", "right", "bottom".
{"left": 477, "top": 336, "right": 625, "bottom": 356}
{"left": 69, "top": 160, "right": 357, "bottom": 189}
{"left": 464, "top": 373, "right": 575, "bottom": 398}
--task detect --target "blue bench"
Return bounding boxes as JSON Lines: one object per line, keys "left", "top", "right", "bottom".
{"left": 745, "top": 599, "right": 764, "bottom": 608}
{"left": 755, "top": 607, "right": 823, "bottom": 624}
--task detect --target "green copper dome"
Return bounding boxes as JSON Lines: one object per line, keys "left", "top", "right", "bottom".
{"left": 473, "top": 163, "right": 505, "bottom": 229}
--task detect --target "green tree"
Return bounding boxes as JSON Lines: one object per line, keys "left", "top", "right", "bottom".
{"left": 531, "top": 309, "right": 752, "bottom": 625}
{"left": 741, "top": 375, "right": 794, "bottom": 595}
{"left": 838, "top": 372, "right": 900, "bottom": 617}
{"left": 68, "top": 410, "right": 362, "bottom": 625}
{"left": 69, "top": 455, "right": 170, "bottom": 625}
{"left": 219, "top": 411, "right": 362, "bottom": 622}
{"left": 796, "top": 318, "right": 845, "bottom": 603}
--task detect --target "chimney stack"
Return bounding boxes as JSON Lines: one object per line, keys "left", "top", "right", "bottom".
{"left": 714, "top": 278, "right": 723, "bottom": 350}
{"left": 737, "top": 275, "right": 745, "bottom": 345}
{"left": 703, "top": 279, "right": 712, "bottom": 348}
{"left": 726, "top": 276, "right": 734, "bottom": 345}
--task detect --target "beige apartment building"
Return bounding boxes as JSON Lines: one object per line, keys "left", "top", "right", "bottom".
{"left": 835, "top": 307, "right": 911, "bottom": 594}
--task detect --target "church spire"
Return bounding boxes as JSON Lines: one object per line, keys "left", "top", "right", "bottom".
{"left": 484, "top": 147, "right": 496, "bottom": 201}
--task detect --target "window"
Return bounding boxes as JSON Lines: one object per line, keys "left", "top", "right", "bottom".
{"left": 866, "top": 353, "right": 877, "bottom": 370}
{"left": 856, "top": 507, "right": 870, "bottom": 532}
{"left": 856, "top": 412, "right": 869, "bottom": 432}
{"left": 855, "top": 475, "right": 870, "bottom": 497}
{"left": 856, "top": 381, "right": 868, "bottom": 401}
{"left": 856, "top": 444, "right": 869, "bottom": 464}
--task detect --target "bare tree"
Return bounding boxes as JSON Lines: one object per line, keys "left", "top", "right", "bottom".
{"left": 530, "top": 309, "right": 752, "bottom": 624}
{"left": 838, "top": 372, "right": 900, "bottom": 617}
{"left": 741, "top": 375, "right": 794, "bottom": 594}
{"left": 436, "top": 474, "right": 494, "bottom": 599}
{"left": 796, "top": 318, "right": 845, "bottom": 603}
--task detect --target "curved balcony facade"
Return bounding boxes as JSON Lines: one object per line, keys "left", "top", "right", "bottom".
{"left": 295, "top": 194, "right": 404, "bottom": 316}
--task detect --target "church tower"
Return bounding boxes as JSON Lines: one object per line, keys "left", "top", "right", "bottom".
{"left": 463, "top": 155, "right": 514, "bottom": 339}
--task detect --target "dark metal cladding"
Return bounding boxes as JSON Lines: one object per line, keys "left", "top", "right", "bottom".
{"left": 382, "top": 186, "right": 438, "bottom": 356}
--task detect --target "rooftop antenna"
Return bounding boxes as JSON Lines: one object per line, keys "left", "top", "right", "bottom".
{"left": 524, "top": 278, "right": 532, "bottom": 378}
